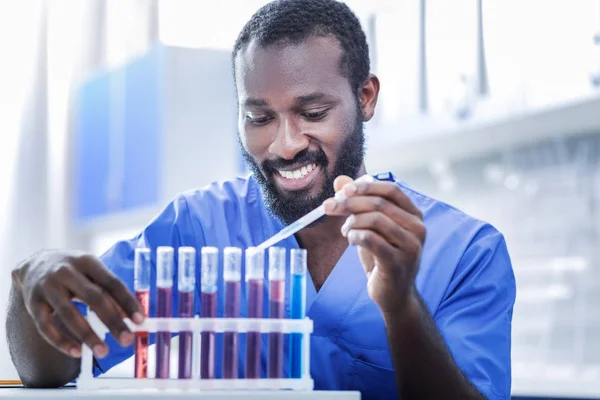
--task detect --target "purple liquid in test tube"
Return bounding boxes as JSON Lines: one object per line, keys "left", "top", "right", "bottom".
{"left": 177, "top": 247, "right": 196, "bottom": 379}
{"left": 200, "top": 247, "right": 218, "bottom": 379}
{"left": 245, "top": 247, "right": 264, "bottom": 379}
{"left": 155, "top": 246, "right": 174, "bottom": 379}
{"left": 268, "top": 247, "right": 286, "bottom": 379}
{"left": 222, "top": 247, "right": 242, "bottom": 379}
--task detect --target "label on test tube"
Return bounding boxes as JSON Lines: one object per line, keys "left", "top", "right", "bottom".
{"left": 289, "top": 248, "right": 307, "bottom": 379}
{"left": 134, "top": 248, "right": 151, "bottom": 379}
{"left": 156, "top": 247, "right": 174, "bottom": 379}
{"left": 201, "top": 247, "right": 218, "bottom": 380}
{"left": 245, "top": 247, "right": 264, "bottom": 379}
{"left": 223, "top": 247, "right": 242, "bottom": 379}
{"left": 268, "top": 247, "right": 286, "bottom": 379}
{"left": 178, "top": 247, "right": 196, "bottom": 379}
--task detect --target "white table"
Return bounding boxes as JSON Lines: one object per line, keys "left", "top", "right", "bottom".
{"left": 0, "top": 388, "right": 360, "bottom": 399}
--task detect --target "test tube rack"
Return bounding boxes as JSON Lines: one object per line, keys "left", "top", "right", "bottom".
{"left": 77, "top": 312, "right": 314, "bottom": 391}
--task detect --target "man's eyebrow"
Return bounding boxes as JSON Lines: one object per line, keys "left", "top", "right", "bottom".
{"left": 243, "top": 98, "right": 269, "bottom": 107}
{"left": 295, "top": 92, "right": 327, "bottom": 105}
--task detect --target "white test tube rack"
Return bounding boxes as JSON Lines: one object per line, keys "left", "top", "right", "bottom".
{"left": 77, "top": 312, "right": 314, "bottom": 391}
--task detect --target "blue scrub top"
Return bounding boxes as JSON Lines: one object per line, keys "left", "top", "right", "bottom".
{"left": 92, "top": 172, "right": 516, "bottom": 400}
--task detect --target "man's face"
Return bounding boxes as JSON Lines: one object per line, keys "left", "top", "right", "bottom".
{"left": 235, "top": 36, "right": 366, "bottom": 225}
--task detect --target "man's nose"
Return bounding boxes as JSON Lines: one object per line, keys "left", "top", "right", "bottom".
{"left": 268, "top": 116, "right": 309, "bottom": 160}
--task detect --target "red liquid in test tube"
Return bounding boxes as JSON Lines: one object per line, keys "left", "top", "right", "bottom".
{"left": 268, "top": 247, "right": 286, "bottom": 379}
{"left": 134, "top": 248, "right": 151, "bottom": 379}
{"left": 245, "top": 247, "right": 264, "bottom": 379}
{"left": 200, "top": 247, "right": 219, "bottom": 379}
{"left": 155, "top": 247, "right": 174, "bottom": 379}
{"left": 222, "top": 247, "right": 242, "bottom": 379}
{"left": 177, "top": 247, "right": 196, "bottom": 379}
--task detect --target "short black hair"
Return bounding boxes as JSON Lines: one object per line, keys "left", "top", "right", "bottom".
{"left": 232, "top": 0, "right": 370, "bottom": 96}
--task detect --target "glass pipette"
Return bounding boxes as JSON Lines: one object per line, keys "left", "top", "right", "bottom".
{"left": 255, "top": 174, "right": 374, "bottom": 251}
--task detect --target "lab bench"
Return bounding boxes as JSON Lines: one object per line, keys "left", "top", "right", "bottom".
{"left": 0, "top": 388, "right": 359, "bottom": 399}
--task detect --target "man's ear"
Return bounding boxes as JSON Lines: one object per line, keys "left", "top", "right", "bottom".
{"left": 359, "top": 74, "right": 380, "bottom": 122}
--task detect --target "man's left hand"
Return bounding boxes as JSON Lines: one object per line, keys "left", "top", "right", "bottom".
{"left": 324, "top": 175, "right": 426, "bottom": 314}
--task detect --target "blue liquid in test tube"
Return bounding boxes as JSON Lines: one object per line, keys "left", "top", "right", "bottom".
{"left": 289, "top": 248, "right": 307, "bottom": 378}
{"left": 178, "top": 247, "right": 196, "bottom": 379}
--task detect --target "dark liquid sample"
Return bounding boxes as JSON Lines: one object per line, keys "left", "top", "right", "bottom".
{"left": 268, "top": 279, "right": 285, "bottom": 378}
{"left": 155, "top": 286, "right": 172, "bottom": 379}
{"left": 223, "top": 280, "right": 241, "bottom": 379}
{"left": 178, "top": 289, "right": 194, "bottom": 379}
{"left": 134, "top": 289, "right": 149, "bottom": 378}
{"left": 246, "top": 279, "right": 263, "bottom": 379}
{"left": 200, "top": 291, "right": 217, "bottom": 379}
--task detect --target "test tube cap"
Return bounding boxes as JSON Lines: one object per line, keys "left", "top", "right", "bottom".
{"left": 201, "top": 246, "right": 219, "bottom": 292}
{"left": 245, "top": 247, "right": 264, "bottom": 280}
{"left": 224, "top": 247, "right": 242, "bottom": 282}
{"left": 134, "top": 248, "right": 151, "bottom": 291}
{"left": 178, "top": 246, "right": 196, "bottom": 291}
{"left": 290, "top": 248, "right": 308, "bottom": 275}
{"left": 269, "top": 247, "right": 286, "bottom": 280}
{"left": 156, "top": 246, "right": 174, "bottom": 287}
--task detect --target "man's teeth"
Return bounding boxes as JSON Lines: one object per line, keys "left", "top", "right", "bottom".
{"left": 278, "top": 163, "right": 316, "bottom": 180}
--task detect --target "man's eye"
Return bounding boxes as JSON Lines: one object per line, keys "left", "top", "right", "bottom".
{"left": 246, "top": 115, "right": 271, "bottom": 125}
{"left": 302, "top": 109, "right": 328, "bottom": 121}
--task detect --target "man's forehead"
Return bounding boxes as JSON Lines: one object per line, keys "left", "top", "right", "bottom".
{"left": 234, "top": 36, "right": 348, "bottom": 100}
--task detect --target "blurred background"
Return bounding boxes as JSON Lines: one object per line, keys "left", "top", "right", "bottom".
{"left": 1, "top": 0, "right": 600, "bottom": 398}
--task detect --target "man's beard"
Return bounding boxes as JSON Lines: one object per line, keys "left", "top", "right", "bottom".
{"left": 240, "top": 106, "right": 365, "bottom": 225}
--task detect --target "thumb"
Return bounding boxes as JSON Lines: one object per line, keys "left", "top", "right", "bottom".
{"left": 333, "top": 175, "right": 353, "bottom": 193}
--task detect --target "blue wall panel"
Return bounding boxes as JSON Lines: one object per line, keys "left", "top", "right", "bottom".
{"left": 122, "top": 46, "right": 163, "bottom": 211}
{"left": 74, "top": 46, "right": 164, "bottom": 222}
{"left": 74, "top": 72, "right": 111, "bottom": 220}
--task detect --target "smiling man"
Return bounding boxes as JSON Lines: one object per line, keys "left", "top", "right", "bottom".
{"left": 7, "top": 0, "right": 515, "bottom": 399}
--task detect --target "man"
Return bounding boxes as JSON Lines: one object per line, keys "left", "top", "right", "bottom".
{"left": 6, "top": 0, "right": 516, "bottom": 398}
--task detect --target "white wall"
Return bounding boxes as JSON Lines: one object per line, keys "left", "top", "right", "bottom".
{"left": 0, "top": 1, "right": 49, "bottom": 380}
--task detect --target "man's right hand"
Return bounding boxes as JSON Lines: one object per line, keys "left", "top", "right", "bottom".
{"left": 11, "top": 251, "right": 144, "bottom": 359}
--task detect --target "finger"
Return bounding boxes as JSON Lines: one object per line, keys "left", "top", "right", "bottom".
{"left": 357, "top": 246, "right": 376, "bottom": 276}
{"left": 347, "top": 229, "right": 399, "bottom": 266}
{"left": 333, "top": 175, "right": 353, "bottom": 192}
{"left": 326, "top": 196, "right": 425, "bottom": 241}
{"left": 30, "top": 301, "right": 82, "bottom": 358}
{"left": 342, "top": 181, "right": 422, "bottom": 218}
{"left": 342, "top": 212, "right": 423, "bottom": 256}
{"left": 62, "top": 269, "right": 134, "bottom": 348}
{"left": 42, "top": 284, "right": 109, "bottom": 358}
{"left": 71, "top": 255, "right": 144, "bottom": 324}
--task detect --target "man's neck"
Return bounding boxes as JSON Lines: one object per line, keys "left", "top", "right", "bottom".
{"left": 295, "top": 215, "right": 346, "bottom": 250}
{"left": 295, "top": 215, "right": 348, "bottom": 291}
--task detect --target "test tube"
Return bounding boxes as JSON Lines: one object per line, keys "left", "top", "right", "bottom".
{"left": 134, "top": 248, "right": 151, "bottom": 378}
{"left": 155, "top": 246, "right": 174, "bottom": 379}
{"left": 268, "top": 247, "right": 286, "bottom": 378}
{"left": 222, "top": 247, "right": 242, "bottom": 379}
{"left": 200, "top": 247, "right": 218, "bottom": 379}
{"left": 289, "top": 248, "right": 307, "bottom": 378}
{"left": 245, "top": 247, "right": 264, "bottom": 379}
{"left": 178, "top": 247, "right": 196, "bottom": 379}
